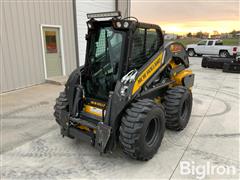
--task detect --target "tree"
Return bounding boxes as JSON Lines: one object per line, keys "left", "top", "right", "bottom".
{"left": 213, "top": 30, "right": 219, "bottom": 35}
{"left": 187, "top": 32, "right": 192, "bottom": 37}
{"left": 230, "top": 30, "right": 237, "bottom": 37}
{"left": 196, "top": 31, "right": 203, "bottom": 38}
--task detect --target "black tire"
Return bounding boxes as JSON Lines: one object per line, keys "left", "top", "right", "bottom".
{"left": 219, "top": 50, "right": 229, "bottom": 58}
{"left": 119, "top": 99, "right": 165, "bottom": 161}
{"left": 164, "top": 86, "right": 192, "bottom": 131}
{"left": 187, "top": 49, "right": 195, "bottom": 57}
{"left": 222, "top": 63, "right": 230, "bottom": 72}
{"left": 54, "top": 91, "right": 69, "bottom": 126}
{"left": 201, "top": 56, "right": 209, "bottom": 68}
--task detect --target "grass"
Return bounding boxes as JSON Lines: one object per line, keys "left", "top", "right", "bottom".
{"left": 166, "top": 37, "right": 240, "bottom": 46}
{"left": 175, "top": 38, "right": 200, "bottom": 46}
{"left": 222, "top": 38, "right": 239, "bottom": 46}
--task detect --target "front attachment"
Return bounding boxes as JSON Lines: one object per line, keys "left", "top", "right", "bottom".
{"left": 95, "top": 122, "right": 112, "bottom": 153}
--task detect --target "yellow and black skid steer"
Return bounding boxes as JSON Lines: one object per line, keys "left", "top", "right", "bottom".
{"left": 54, "top": 11, "right": 194, "bottom": 160}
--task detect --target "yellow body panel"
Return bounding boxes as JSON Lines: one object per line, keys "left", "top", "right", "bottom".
{"left": 169, "top": 60, "right": 178, "bottom": 69}
{"left": 89, "top": 101, "right": 106, "bottom": 108}
{"left": 154, "top": 96, "right": 161, "bottom": 104}
{"left": 78, "top": 125, "right": 96, "bottom": 134}
{"left": 78, "top": 125, "right": 90, "bottom": 131}
{"left": 169, "top": 60, "right": 193, "bottom": 87}
{"left": 132, "top": 52, "right": 163, "bottom": 95}
{"left": 84, "top": 105, "right": 103, "bottom": 117}
{"left": 173, "top": 69, "right": 193, "bottom": 86}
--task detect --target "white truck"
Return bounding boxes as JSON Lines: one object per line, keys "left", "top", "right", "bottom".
{"left": 186, "top": 39, "right": 239, "bottom": 57}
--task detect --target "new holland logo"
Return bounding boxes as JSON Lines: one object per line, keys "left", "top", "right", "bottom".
{"left": 132, "top": 52, "right": 163, "bottom": 95}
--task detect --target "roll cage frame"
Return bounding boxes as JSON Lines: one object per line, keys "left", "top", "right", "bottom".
{"left": 84, "top": 18, "right": 164, "bottom": 79}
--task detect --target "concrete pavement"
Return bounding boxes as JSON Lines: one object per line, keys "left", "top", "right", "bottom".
{"left": 1, "top": 57, "right": 240, "bottom": 179}
{"left": 1, "top": 84, "right": 63, "bottom": 153}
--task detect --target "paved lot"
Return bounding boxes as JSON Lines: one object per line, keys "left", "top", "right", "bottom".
{"left": 1, "top": 57, "right": 240, "bottom": 179}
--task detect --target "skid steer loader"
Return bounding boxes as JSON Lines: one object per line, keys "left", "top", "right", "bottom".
{"left": 54, "top": 11, "right": 195, "bottom": 160}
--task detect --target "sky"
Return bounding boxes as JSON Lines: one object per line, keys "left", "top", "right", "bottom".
{"left": 131, "top": 0, "right": 240, "bottom": 35}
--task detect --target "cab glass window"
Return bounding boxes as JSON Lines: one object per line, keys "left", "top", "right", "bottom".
{"left": 129, "top": 28, "right": 160, "bottom": 69}
{"left": 215, "top": 41, "right": 223, "bottom": 45}
{"left": 129, "top": 28, "right": 145, "bottom": 69}
{"left": 197, "top": 41, "right": 207, "bottom": 45}
{"left": 207, "top": 41, "right": 213, "bottom": 46}
{"left": 146, "top": 29, "right": 159, "bottom": 58}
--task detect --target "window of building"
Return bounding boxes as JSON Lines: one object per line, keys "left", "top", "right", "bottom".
{"left": 45, "top": 31, "right": 57, "bottom": 53}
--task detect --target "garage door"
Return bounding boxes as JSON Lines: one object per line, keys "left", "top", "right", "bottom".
{"left": 76, "top": 0, "right": 115, "bottom": 65}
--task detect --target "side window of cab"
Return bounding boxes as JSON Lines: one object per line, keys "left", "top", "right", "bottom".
{"left": 146, "top": 29, "right": 160, "bottom": 59}
{"left": 197, "top": 41, "right": 207, "bottom": 46}
{"left": 207, "top": 41, "right": 214, "bottom": 46}
{"left": 129, "top": 28, "right": 161, "bottom": 69}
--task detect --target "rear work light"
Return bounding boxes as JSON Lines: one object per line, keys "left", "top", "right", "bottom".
{"left": 233, "top": 47, "right": 237, "bottom": 52}
{"left": 87, "top": 11, "right": 121, "bottom": 19}
{"left": 233, "top": 47, "right": 238, "bottom": 56}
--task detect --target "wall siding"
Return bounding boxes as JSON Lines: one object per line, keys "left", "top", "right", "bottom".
{"left": 1, "top": 0, "right": 77, "bottom": 92}
{"left": 76, "top": 0, "right": 115, "bottom": 65}
{"left": 118, "top": 0, "right": 131, "bottom": 18}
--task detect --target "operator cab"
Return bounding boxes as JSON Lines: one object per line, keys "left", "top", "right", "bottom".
{"left": 54, "top": 12, "right": 194, "bottom": 158}
{"left": 82, "top": 11, "right": 164, "bottom": 102}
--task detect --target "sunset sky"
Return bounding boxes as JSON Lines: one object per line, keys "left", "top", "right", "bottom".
{"left": 131, "top": 0, "right": 240, "bottom": 35}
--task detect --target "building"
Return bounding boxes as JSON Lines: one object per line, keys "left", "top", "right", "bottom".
{"left": 164, "top": 33, "right": 177, "bottom": 40}
{"left": 76, "top": 0, "right": 130, "bottom": 65}
{"left": 220, "top": 33, "right": 233, "bottom": 39}
{"left": 1, "top": 0, "right": 130, "bottom": 93}
{"left": 210, "top": 34, "right": 221, "bottom": 39}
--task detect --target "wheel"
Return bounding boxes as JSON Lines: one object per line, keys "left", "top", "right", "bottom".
{"left": 219, "top": 50, "right": 229, "bottom": 58}
{"left": 187, "top": 49, "right": 195, "bottom": 57}
{"left": 164, "top": 86, "right": 192, "bottom": 131}
{"left": 201, "top": 56, "right": 209, "bottom": 68}
{"left": 54, "top": 91, "right": 69, "bottom": 126}
{"left": 119, "top": 99, "right": 165, "bottom": 161}
{"left": 222, "top": 63, "right": 231, "bottom": 72}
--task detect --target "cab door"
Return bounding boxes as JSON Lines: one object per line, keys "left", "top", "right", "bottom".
{"left": 205, "top": 40, "right": 215, "bottom": 54}
{"left": 195, "top": 40, "right": 207, "bottom": 54}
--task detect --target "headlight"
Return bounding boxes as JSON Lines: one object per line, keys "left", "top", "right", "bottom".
{"left": 123, "top": 21, "right": 129, "bottom": 28}
{"left": 87, "top": 22, "right": 92, "bottom": 29}
{"left": 87, "top": 11, "right": 121, "bottom": 19}
{"left": 116, "top": 21, "right": 122, "bottom": 28}
{"left": 120, "top": 86, "right": 128, "bottom": 96}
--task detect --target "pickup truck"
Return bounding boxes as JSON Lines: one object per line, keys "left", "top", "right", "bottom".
{"left": 186, "top": 39, "right": 239, "bottom": 57}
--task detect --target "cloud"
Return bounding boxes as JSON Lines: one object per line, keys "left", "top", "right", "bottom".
{"left": 131, "top": 0, "right": 239, "bottom": 23}
{"left": 160, "top": 20, "right": 240, "bottom": 34}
